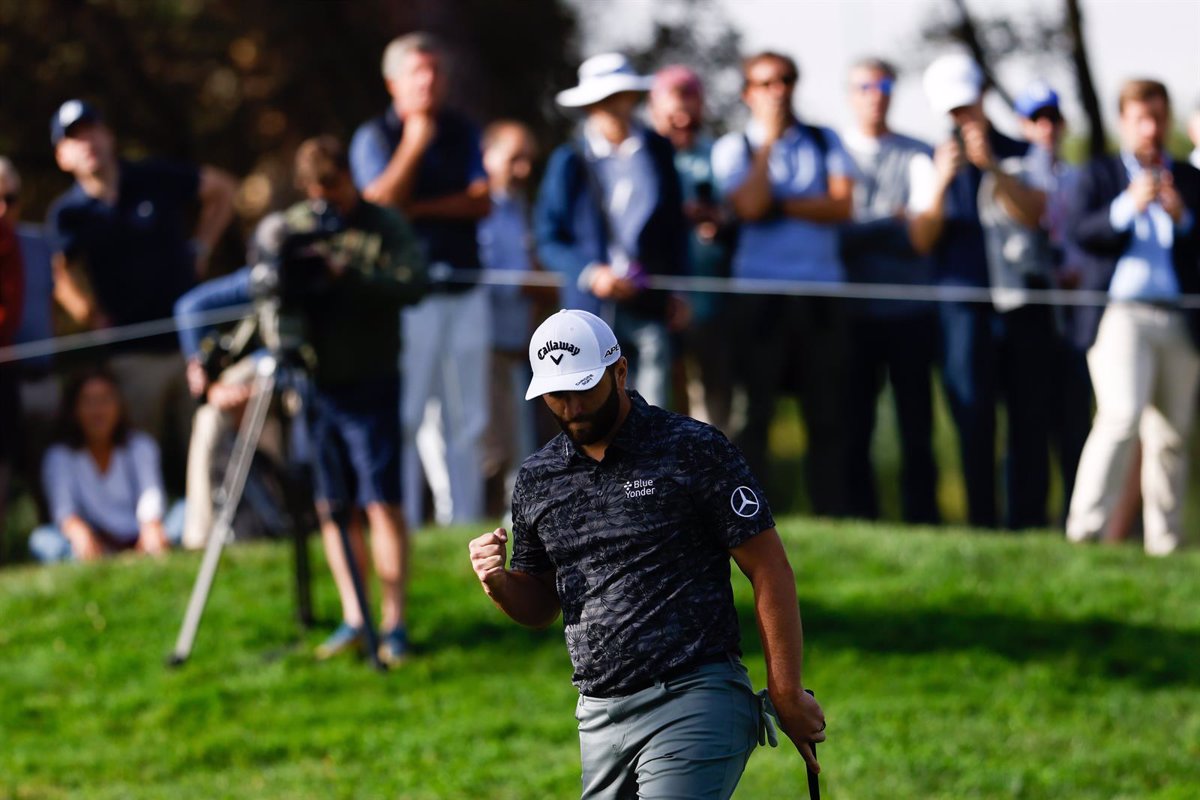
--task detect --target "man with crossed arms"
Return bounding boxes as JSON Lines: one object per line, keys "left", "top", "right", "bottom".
{"left": 469, "top": 309, "right": 824, "bottom": 799}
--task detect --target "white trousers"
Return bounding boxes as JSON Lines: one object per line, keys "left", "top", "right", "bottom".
{"left": 1067, "top": 303, "right": 1200, "bottom": 554}
{"left": 402, "top": 287, "right": 491, "bottom": 528}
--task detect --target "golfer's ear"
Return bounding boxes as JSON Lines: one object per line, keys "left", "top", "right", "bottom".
{"left": 614, "top": 357, "right": 629, "bottom": 389}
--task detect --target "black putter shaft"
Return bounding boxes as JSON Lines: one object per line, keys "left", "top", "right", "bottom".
{"left": 806, "top": 688, "right": 820, "bottom": 800}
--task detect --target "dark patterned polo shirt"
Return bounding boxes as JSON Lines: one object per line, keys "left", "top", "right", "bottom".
{"left": 509, "top": 392, "right": 775, "bottom": 697}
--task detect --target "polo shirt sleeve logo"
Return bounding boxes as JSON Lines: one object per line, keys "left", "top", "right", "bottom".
{"left": 730, "top": 486, "right": 760, "bottom": 518}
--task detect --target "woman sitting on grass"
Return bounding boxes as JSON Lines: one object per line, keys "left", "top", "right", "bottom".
{"left": 29, "top": 366, "right": 183, "bottom": 563}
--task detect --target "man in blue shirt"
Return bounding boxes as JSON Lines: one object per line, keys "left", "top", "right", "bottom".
{"left": 912, "top": 55, "right": 1049, "bottom": 529}
{"left": 712, "top": 51, "right": 856, "bottom": 516}
{"left": 350, "top": 32, "right": 491, "bottom": 529}
{"left": 47, "top": 100, "right": 236, "bottom": 485}
{"left": 1066, "top": 79, "right": 1200, "bottom": 555}
{"left": 478, "top": 120, "right": 543, "bottom": 510}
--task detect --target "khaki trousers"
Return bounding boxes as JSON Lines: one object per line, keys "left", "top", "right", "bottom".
{"left": 1067, "top": 303, "right": 1200, "bottom": 554}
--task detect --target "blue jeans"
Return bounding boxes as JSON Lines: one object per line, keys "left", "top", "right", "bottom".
{"left": 174, "top": 267, "right": 252, "bottom": 360}
{"left": 29, "top": 500, "right": 187, "bottom": 563}
{"left": 939, "top": 301, "right": 1053, "bottom": 529}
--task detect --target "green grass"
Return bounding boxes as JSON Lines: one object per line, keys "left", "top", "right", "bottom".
{"left": 2, "top": 521, "right": 1199, "bottom": 799}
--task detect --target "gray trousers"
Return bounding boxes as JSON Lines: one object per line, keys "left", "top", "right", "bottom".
{"left": 575, "top": 659, "right": 764, "bottom": 800}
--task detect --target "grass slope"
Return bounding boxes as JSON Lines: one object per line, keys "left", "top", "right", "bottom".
{"left": 1, "top": 521, "right": 1199, "bottom": 799}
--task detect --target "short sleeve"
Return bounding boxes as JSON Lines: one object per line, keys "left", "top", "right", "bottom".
{"left": 689, "top": 428, "right": 775, "bottom": 549}
{"left": 711, "top": 132, "right": 752, "bottom": 196}
{"left": 464, "top": 122, "right": 487, "bottom": 185}
{"left": 820, "top": 128, "right": 856, "bottom": 180}
{"left": 907, "top": 151, "right": 937, "bottom": 214}
{"left": 127, "top": 433, "right": 166, "bottom": 523}
{"left": 507, "top": 468, "right": 554, "bottom": 575}
{"left": 350, "top": 121, "right": 394, "bottom": 191}
{"left": 47, "top": 199, "right": 80, "bottom": 259}
{"left": 42, "top": 445, "right": 76, "bottom": 526}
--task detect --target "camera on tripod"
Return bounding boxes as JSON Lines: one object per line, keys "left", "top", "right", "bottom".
{"left": 249, "top": 201, "right": 345, "bottom": 307}
{"left": 196, "top": 202, "right": 345, "bottom": 382}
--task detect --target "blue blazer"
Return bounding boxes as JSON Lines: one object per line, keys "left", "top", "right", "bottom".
{"left": 1067, "top": 155, "right": 1200, "bottom": 350}
{"left": 534, "top": 130, "right": 688, "bottom": 320}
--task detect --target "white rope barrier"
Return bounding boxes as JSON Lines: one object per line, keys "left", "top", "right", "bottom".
{"left": 2, "top": 269, "right": 1197, "bottom": 365}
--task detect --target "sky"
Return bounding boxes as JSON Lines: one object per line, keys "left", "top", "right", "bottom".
{"left": 574, "top": 0, "right": 1200, "bottom": 144}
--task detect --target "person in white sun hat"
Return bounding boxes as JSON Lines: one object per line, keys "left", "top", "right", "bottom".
{"left": 470, "top": 308, "right": 825, "bottom": 799}
{"left": 534, "top": 54, "right": 689, "bottom": 410}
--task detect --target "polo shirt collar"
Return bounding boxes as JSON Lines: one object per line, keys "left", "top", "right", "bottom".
{"left": 745, "top": 117, "right": 803, "bottom": 148}
{"left": 583, "top": 121, "right": 646, "bottom": 159}
{"left": 559, "top": 390, "right": 650, "bottom": 464}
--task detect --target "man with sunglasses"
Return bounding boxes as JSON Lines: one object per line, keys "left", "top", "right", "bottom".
{"left": 838, "top": 58, "right": 940, "bottom": 524}
{"left": 712, "top": 51, "right": 856, "bottom": 516}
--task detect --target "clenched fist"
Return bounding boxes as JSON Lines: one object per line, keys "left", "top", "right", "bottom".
{"left": 469, "top": 527, "right": 510, "bottom": 593}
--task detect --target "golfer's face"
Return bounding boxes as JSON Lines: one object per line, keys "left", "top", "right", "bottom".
{"left": 544, "top": 369, "right": 619, "bottom": 446}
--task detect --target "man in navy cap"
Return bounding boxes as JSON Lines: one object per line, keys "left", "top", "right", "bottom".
{"left": 1012, "top": 82, "right": 1092, "bottom": 524}
{"left": 47, "top": 100, "right": 236, "bottom": 477}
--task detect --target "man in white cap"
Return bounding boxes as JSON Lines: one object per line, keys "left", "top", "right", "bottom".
{"left": 468, "top": 308, "right": 825, "bottom": 799}
{"left": 910, "top": 53, "right": 1051, "bottom": 530}
{"left": 534, "top": 53, "right": 688, "bottom": 409}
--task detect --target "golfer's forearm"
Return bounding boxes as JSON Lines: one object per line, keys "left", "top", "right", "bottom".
{"left": 752, "top": 565, "right": 806, "bottom": 697}
{"left": 485, "top": 570, "right": 561, "bottom": 629}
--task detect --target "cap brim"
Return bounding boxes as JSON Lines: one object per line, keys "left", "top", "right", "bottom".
{"left": 556, "top": 76, "right": 653, "bottom": 108}
{"left": 525, "top": 367, "right": 607, "bottom": 400}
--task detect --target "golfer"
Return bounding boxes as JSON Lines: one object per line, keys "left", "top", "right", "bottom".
{"left": 469, "top": 309, "right": 825, "bottom": 799}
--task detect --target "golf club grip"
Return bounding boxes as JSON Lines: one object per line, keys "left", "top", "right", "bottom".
{"left": 806, "top": 688, "right": 820, "bottom": 800}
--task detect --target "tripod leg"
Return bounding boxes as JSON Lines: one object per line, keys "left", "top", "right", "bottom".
{"left": 329, "top": 504, "right": 385, "bottom": 671}
{"left": 168, "top": 367, "right": 277, "bottom": 666}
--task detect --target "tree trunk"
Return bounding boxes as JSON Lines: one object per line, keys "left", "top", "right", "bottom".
{"left": 950, "top": 0, "right": 1014, "bottom": 107}
{"left": 1065, "top": 0, "right": 1107, "bottom": 159}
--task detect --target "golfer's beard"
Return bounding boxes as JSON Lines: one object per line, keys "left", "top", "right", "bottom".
{"left": 556, "top": 380, "right": 620, "bottom": 446}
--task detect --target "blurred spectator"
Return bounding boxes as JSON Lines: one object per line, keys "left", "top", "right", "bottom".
{"left": 1188, "top": 101, "right": 1200, "bottom": 170}
{"left": 478, "top": 120, "right": 541, "bottom": 511}
{"left": 649, "top": 64, "right": 735, "bottom": 432}
{"left": 28, "top": 366, "right": 183, "bottom": 563}
{"left": 46, "top": 100, "right": 237, "bottom": 489}
{"left": 0, "top": 216, "right": 22, "bottom": 553}
{"left": 535, "top": 53, "right": 688, "bottom": 409}
{"left": 913, "top": 54, "right": 1049, "bottom": 529}
{"left": 0, "top": 157, "right": 61, "bottom": 521}
{"left": 1066, "top": 79, "right": 1200, "bottom": 556}
{"left": 179, "top": 136, "right": 428, "bottom": 660}
{"left": 350, "top": 32, "right": 491, "bottom": 529}
{"left": 1012, "top": 82, "right": 1092, "bottom": 524}
{"left": 712, "top": 51, "right": 855, "bottom": 515}
{"left": 173, "top": 215, "right": 291, "bottom": 550}
{"left": 838, "top": 57, "right": 939, "bottom": 524}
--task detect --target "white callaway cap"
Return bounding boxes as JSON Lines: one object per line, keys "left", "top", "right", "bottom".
{"left": 525, "top": 309, "right": 621, "bottom": 400}
{"left": 923, "top": 53, "right": 984, "bottom": 115}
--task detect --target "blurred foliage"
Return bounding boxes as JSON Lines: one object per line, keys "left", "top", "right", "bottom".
{"left": 0, "top": 0, "right": 580, "bottom": 271}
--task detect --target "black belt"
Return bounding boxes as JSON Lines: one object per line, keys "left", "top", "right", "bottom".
{"left": 585, "top": 651, "right": 732, "bottom": 699}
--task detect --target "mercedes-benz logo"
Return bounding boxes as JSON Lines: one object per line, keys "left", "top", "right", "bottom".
{"left": 730, "top": 486, "right": 760, "bottom": 518}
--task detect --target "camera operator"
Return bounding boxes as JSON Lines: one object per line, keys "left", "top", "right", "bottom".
{"left": 175, "top": 135, "right": 427, "bottom": 664}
